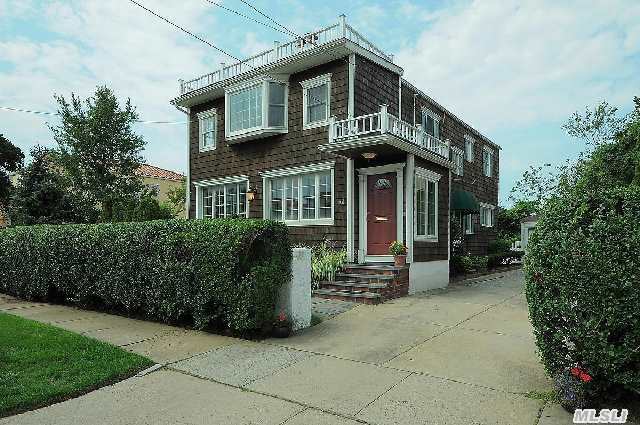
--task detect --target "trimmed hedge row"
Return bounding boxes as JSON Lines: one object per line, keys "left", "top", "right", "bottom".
{"left": 0, "top": 219, "right": 291, "bottom": 332}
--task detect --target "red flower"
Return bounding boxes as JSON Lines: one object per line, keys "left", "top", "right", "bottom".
{"left": 277, "top": 311, "right": 287, "bottom": 322}
{"left": 570, "top": 366, "right": 592, "bottom": 383}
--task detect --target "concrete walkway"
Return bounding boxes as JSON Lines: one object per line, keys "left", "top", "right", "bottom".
{"left": 1, "top": 270, "right": 598, "bottom": 424}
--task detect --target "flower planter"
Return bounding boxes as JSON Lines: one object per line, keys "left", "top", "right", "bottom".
{"left": 394, "top": 255, "right": 407, "bottom": 267}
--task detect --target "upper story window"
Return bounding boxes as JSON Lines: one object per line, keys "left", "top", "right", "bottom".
{"left": 301, "top": 73, "right": 331, "bottom": 129}
{"left": 196, "top": 177, "right": 248, "bottom": 219}
{"left": 415, "top": 168, "right": 441, "bottom": 241}
{"left": 198, "top": 109, "right": 217, "bottom": 152}
{"left": 262, "top": 162, "right": 334, "bottom": 226}
{"left": 464, "top": 135, "right": 475, "bottom": 162}
{"left": 483, "top": 147, "right": 494, "bottom": 177}
{"left": 421, "top": 108, "right": 440, "bottom": 139}
{"left": 225, "top": 78, "right": 288, "bottom": 142}
{"left": 480, "top": 203, "right": 495, "bottom": 227}
{"left": 450, "top": 146, "right": 464, "bottom": 176}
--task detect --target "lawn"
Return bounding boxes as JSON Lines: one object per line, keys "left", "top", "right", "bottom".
{"left": 0, "top": 312, "right": 153, "bottom": 417}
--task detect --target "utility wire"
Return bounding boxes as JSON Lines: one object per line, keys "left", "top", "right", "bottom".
{"left": 237, "top": 0, "right": 300, "bottom": 39}
{"left": 202, "top": 0, "right": 293, "bottom": 38}
{"left": 0, "top": 106, "right": 186, "bottom": 125}
{"left": 128, "top": 0, "right": 242, "bottom": 62}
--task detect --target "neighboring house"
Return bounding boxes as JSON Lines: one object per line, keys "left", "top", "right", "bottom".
{"left": 135, "top": 164, "right": 185, "bottom": 215}
{"left": 171, "top": 16, "right": 500, "bottom": 300}
{"left": 520, "top": 215, "right": 538, "bottom": 250}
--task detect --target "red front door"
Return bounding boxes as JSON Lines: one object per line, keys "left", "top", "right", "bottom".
{"left": 366, "top": 173, "right": 397, "bottom": 255}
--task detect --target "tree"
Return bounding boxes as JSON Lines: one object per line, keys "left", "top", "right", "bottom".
{"left": 9, "top": 147, "right": 97, "bottom": 225}
{"left": 50, "top": 86, "right": 145, "bottom": 219}
{"left": 496, "top": 200, "right": 538, "bottom": 240}
{"left": 108, "top": 189, "right": 174, "bottom": 222}
{"left": 166, "top": 178, "right": 187, "bottom": 216}
{"left": 0, "top": 134, "right": 24, "bottom": 206}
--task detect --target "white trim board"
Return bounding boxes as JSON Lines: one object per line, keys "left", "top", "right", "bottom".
{"left": 260, "top": 161, "right": 335, "bottom": 178}
{"left": 193, "top": 175, "right": 249, "bottom": 187}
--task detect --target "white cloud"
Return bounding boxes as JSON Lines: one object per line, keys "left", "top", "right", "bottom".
{"left": 396, "top": 0, "right": 640, "bottom": 134}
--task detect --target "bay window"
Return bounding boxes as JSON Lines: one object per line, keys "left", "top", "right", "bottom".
{"left": 415, "top": 168, "right": 440, "bottom": 240}
{"left": 225, "top": 78, "right": 288, "bottom": 141}
{"left": 197, "top": 178, "right": 248, "bottom": 219}
{"left": 301, "top": 73, "right": 331, "bottom": 129}
{"left": 264, "top": 163, "right": 333, "bottom": 225}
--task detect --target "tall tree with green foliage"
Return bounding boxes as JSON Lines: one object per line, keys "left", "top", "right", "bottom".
{"left": 9, "top": 147, "right": 97, "bottom": 225}
{"left": 0, "top": 134, "right": 24, "bottom": 206}
{"left": 166, "top": 178, "right": 187, "bottom": 216}
{"left": 50, "top": 86, "right": 145, "bottom": 219}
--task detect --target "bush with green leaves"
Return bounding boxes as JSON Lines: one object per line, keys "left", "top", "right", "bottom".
{"left": 525, "top": 186, "right": 640, "bottom": 398}
{"left": 0, "top": 219, "right": 291, "bottom": 333}
{"left": 310, "top": 241, "right": 346, "bottom": 286}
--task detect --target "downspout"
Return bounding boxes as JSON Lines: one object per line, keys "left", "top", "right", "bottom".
{"left": 174, "top": 104, "right": 191, "bottom": 218}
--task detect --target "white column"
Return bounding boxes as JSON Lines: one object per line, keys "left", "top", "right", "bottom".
{"left": 406, "top": 154, "right": 415, "bottom": 263}
{"left": 348, "top": 54, "right": 355, "bottom": 119}
{"left": 346, "top": 159, "right": 355, "bottom": 263}
{"left": 396, "top": 168, "right": 404, "bottom": 246}
{"left": 185, "top": 108, "right": 191, "bottom": 218}
{"left": 358, "top": 174, "right": 367, "bottom": 263}
{"left": 194, "top": 186, "right": 202, "bottom": 219}
{"left": 339, "top": 14, "right": 346, "bottom": 38}
{"left": 380, "top": 104, "right": 388, "bottom": 133}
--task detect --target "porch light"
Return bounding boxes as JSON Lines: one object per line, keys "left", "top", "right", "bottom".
{"left": 362, "top": 152, "right": 377, "bottom": 160}
{"left": 246, "top": 186, "right": 258, "bottom": 202}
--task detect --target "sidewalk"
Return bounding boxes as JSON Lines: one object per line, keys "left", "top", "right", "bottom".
{"left": 1, "top": 270, "right": 607, "bottom": 424}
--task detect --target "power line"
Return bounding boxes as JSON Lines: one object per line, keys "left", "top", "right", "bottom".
{"left": 237, "top": 0, "right": 300, "bottom": 39}
{"left": 202, "top": 0, "right": 293, "bottom": 38}
{"left": 127, "top": 0, "right": 242, "bottom": 63}
{"left": 0, "top": 106, "right": 186, "bottom": 125}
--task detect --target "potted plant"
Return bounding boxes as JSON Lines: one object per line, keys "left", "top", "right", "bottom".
{"left": 272, "top": 310, "right": 292, "bottom": 338}
{"left": 389, "top": 241, "right": 407, "bottom": 267}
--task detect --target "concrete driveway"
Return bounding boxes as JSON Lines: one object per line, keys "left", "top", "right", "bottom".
{"left": 2, "top": 270, "right": 593, "bottom": 424}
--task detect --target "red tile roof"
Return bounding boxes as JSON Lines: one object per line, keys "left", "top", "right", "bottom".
{"left": 136, "top": 164, "right": 185, "bottom": 181}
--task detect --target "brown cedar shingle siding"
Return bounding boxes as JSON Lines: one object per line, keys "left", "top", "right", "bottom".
{"left": 188, "top": 59, "right": 349, "bottom": 246}
{"left": 354, "top": 56, "right": 400, "bottom": 117}
{"left": 400, "top": 83, "right": 499, "bottom": 256}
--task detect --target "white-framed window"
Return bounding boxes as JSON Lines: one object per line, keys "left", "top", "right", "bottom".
{"left": 225, "top": 78, "right": 288, "bottom": 141}
{"left": 263, "top": 162, "right": 334, "bottom": 225}
{"left": 463, "top": 213, "right": 474, "bottom": 234}
{"left": 450, "top": 146, "right": 464, "bottom": 176}
{"left": 421, "top": 108, "right": 440, "bottom": 139}
{"left": 480, "top": 203, "right": 495, "bottom": 227}
{"left": 483, "top": 147, "right": 494, "bottom": 177}
{"left": 198, "top": 109, "right": 217, "bottom": 152}
{"left": 415, "top": 168, "right": 440, "bottom": 241}
{"left": 301, "top": 73, "right": 331, "bottom": 129}
{"left": 464, "top": 135, "right": 475, "bottom": 162}
{"left": 198, "top": 178, "right": 248, "bottom": 219}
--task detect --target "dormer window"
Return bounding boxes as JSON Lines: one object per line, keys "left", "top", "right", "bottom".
{"left": 225, "top": 78, "right": 288, "bottom": 142}
{"left": 421, "top": 108, "right": 440, "bottom": 139}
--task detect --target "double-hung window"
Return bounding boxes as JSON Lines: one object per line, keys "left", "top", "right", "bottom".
{"left": 264, "top": 163, "right": 333, "bottom": 225}
{"left": 198, "top": 178, "right": 248, "bottom": 219}
{"left": 464, "top": 135, "right": 475, "bottom": 162}
{"left": 198, "top": 109, "right": 217, "bottom": 152}
{"left": 415, "top": 168, "right": 440, "bottom": 240}
{"left": 480, "top": 203, "right": 495, "bottom": 227}
{"left": 463, "top": 213, "right": 474, "bottom": 234}
{"left": 301, "top": 74, "right": 331, "bottom": 129}
{"left": 483, "top": 147, "right": 494, "bottom": 177}
{"left": 421, "top": 108, "right": 440, "bottom": 139}
{"left": 225, "top": 78, "right": 288, "bottom": 141}
{"left": 450, "top": 146, "right": 464, "bottom": 176}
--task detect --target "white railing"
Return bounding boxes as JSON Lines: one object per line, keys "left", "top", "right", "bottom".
{"left": 178, "top": 15, "right": 393, "bottom": 96}
{"left": 329, "top": 105, "right": 450, "bottom": 159}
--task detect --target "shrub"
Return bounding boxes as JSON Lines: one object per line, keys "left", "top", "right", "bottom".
{"left": 488, "top": 238, "right": 513, "bottom": 255}
{"left": 451, "top": 255, "right": 489, "bottom": 274}
{"left": 525, "top": 186, "right": 640, "bottom": 399}
{"left": 388, "top": 240, "right": 407, "bottom": 256}
{"left": 0, "top": 219, "right": 291, "bottom": 333}
{"left": 310, "top": 241, "right": 346, "bottom": 286}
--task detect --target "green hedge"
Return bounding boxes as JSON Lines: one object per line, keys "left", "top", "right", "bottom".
{"left": 0, "top": 219, "right": 291, "bottom": 333}
{"left": 525, "top": 186, "right": 640, "bottom": 397}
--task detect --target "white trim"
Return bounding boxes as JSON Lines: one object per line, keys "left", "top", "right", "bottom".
{"left": 185, "top": 107, "right": 191, "bottom": 218}
{"left": 479, "top": 203, "right": 496, "bottom": 227}
{"left": 357, "top": 163, "right": 405, "bottom": 262}
{"left": 405, "top": 155, "right": 415, "bottom": 263}
{"left": 421, "top": 106, "right": 441, "bottom": 122}
{"left": 346, "top": 158, "right": 355, "bottom": 263}
{"left": 301, "top": 73, "right": 332, "bottom": 130}
{"left": 448, "top": 169, "right": 451, "bottom": 263}
{"left": 482, "top": 146, "right": 494, "bottom": 177}
{"left": 261, "top": 161, "right": 334, "bottom": 178}
{"left": 414, "top": 170, "right": 439, "bottom": 242}
{"left": 450, "top": 146, "right": 464, "bottom": 176}
{"left": 365, "top": 255, "right": 394, "bottom": 263}
{"left": 197, "top": 108, "right": 217, "bottom": 152}
{"left": 193, "top": 175, "right": 249, "bottom": 187}
{"left": 195, "top": 185, "right": 202, "bottom": 219}
{"left": 348, "top": 55, "right": 355, "bottom": 119}
{"left": 415, "top": 167, "right": 442, "bottom": 182}
{"left": 398, "top": 74, "right": 402, "bottom": 120}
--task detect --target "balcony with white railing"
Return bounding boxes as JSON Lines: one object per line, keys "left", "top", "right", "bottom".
{"left": 328, "top": 105, "right": 451, "bottom": 160}
{"left": 177, "top": 15, "right": 394, "bottom": 97}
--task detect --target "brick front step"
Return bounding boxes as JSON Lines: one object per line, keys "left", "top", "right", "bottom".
{"left": 318, "top": 280, "right": 388, "bottom": 294}
{"left": 313, "top": 288, "right": 382, "bottom": 305}
{"left": 343, "top": 264, "right": 408, "bottom": 276}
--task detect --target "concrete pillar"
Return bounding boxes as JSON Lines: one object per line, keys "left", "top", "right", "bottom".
{"left": 276, "top": 248, "right": 312, "bottom": 331}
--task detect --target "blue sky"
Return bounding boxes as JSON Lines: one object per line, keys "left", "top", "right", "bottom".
{"left": 1, "top": 0, "right": 639, "bottom": 204}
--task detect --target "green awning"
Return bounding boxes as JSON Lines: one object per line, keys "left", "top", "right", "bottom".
{"left": 451, "top": 189, "right": 480, "bottom": 213}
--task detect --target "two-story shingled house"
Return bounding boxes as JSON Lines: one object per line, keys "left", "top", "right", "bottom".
{"left": 171, "top": 16, "right": 500, "bottom": 303}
